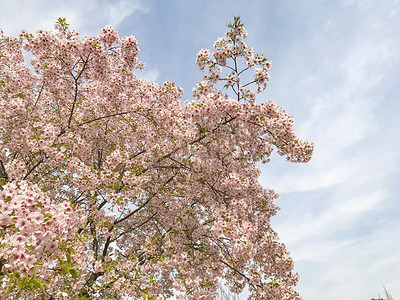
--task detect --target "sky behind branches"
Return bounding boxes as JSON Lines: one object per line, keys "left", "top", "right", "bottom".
{"left": 1, "top": 1, "right": 399, "bottom": 299}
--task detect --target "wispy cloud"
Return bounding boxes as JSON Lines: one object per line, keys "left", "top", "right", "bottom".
{"left": 261, "top": 9, "right": 399, "bottom": 194}
{"left": 0, "top": 0, "right": 144, "bottom": 35}
{"left": 292, "top": 219, "right": 400, "bottom": 299}
{"left": 276, "top": 190, "right": 387, "bottom": 245}
{"left": 100, "top": 0, "right": 144, "bottom": 27}
{"left": 256, "top": 1, "right": 400, "bottom": 299}
{"left": 137, "top": 68, "right": 160, "bottom": 83}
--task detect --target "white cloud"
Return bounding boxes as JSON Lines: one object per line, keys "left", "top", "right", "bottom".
{"left": 0, "top": 0, "right": 144, "bottom": 36}
{"left": 259, "top": 2, "right": 400, "bottom": 298}
{"left": 260, "top": 22, "right": 399, "bottom": 194}
{"left": 103, "top": 0, "right": 143, "bottom": 27}
{"left": 292, "top": 221, "right": 400, "bottom": 299}
{"left": 137, "top": 68, "right": 160, "bottom": 83}
{"left": 275, "top": 190, "right": 386, "bottom": 246}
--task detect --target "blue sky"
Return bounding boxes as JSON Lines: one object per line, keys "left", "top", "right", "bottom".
{"left": 1, "top": 1, "right": 399, "bottom": 299}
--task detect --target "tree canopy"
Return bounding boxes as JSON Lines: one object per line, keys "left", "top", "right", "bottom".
{"left": 0, "top": 17, "right": 313, "bottom": 299}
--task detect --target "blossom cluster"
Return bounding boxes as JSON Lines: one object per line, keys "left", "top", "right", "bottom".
{"left": 194, "top": 16, "right": 273, "bottom": 101}
{"left": 0, "top": 181, "right": 87, "bottom": 298}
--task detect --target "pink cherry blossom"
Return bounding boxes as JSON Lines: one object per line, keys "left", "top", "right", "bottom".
{"left": 0, "top": 17, "right": 313, "bottom": 299}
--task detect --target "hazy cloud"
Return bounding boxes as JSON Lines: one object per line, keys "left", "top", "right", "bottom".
{"left": 0, "top": 0, "right": 144, "bottom": 35}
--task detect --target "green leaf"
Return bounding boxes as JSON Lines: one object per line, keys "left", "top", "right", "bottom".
{"left": 14, "top": 92, "right": 25, "bottom": 98}
{"left": 69, "top": 268, "right": 79, "bottom": 279}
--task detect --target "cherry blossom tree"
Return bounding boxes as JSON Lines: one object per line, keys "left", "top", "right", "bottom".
{"left": 0, "top": 17, "right": 313, "bottom": 299}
